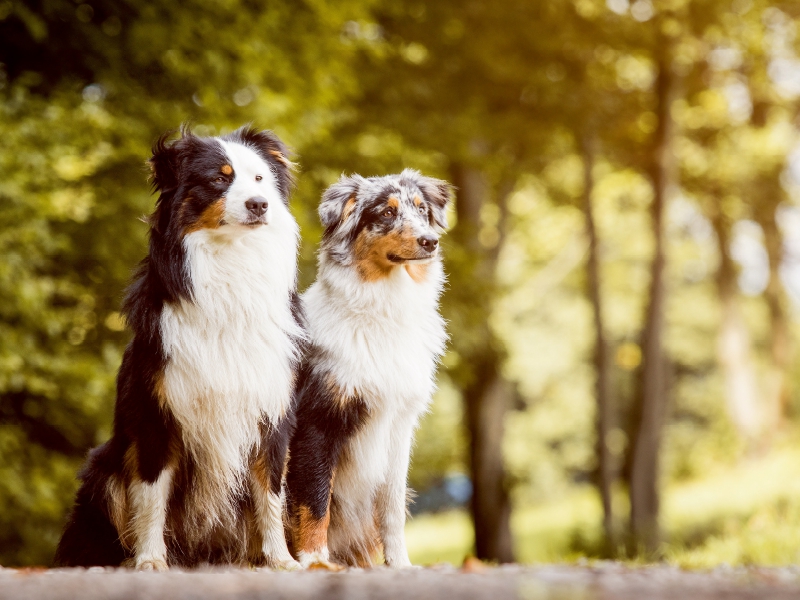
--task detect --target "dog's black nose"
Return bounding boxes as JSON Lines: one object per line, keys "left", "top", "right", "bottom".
{"left": 418, "top": 235, "right": 439, "bottom": 252}
{"left": 245, "top": 197, "right": 268, "bottom": 216}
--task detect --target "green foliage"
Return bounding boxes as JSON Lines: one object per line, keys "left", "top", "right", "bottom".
{"left": 0, "top": 0, "right": 376, "bottom": 565}
{"left": 409, "top": 375, "right": 468, "bottom": 492}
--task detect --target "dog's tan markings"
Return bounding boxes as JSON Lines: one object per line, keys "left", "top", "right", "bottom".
{"left": 413, "top": 195, "right": 422, "bottom": 207}
{"left": 115, "top": 444, "right": 140, "bottom": 549}
{"left": 269, "top": 150, "right": 295, "bottom": 170}
{"left": 221, "top": 164, "right": 233, "bottom": 175}
{"left": 325, "top": 373, "right": 341, "bottom": 405}
{"left": 387, "top": 196, "right": 399, "bottom": 209}
{"left": 251, "top": 453, "right": 271, "bottom": 491}
{"left": 405, "top": 262, "right": 430, "bottom": 283}
{"left": 329, "top": 505, "right": 380, "bottom": 568}
{"left": 123, "top": 443, "right": 139, "bottom": 477}
{"left": 184, "top": 198, "right": 226, "bottom": 234}
{"left": 152, "top": 371, "right": 168, "bottom": 410}
{"left": 106, "top": 475, "right": 131, "bottom": 549}
{"left": 340, "top": 540, "right": 379, "bottom": 568}
{"left": 294, "top": 505, "right": 331, "bottom": 555}
{"left": 325, "top": 374, "right": 360, "bottom": 411}
{"left": 354, "top": 230, "right": 393, "bottom": 281}
{"left": 353, "top": 225, "right": 420, "bottom": 282}
{"left": 251, "top": 437, "right": 289, "bottom": 494}
{"left": 341, "top": 197, "right": 357, "bottom": 223}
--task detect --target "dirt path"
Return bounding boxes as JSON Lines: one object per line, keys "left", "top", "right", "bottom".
{"left": 2, "top": 563, "right": 800, "bottom": 599}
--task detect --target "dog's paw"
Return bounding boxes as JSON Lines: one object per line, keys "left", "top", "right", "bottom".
{"left": 135, "top": 557, "right": 169, "bottom": 572}
{"left": 272, "top": 558, "right": 302, "bottom": 572}
{"left": 297, "top": 550, "right": 326, "bottom": 569}
{"left": 297, "top": 550, "right": 343, "bottom": 571}
{"left": 384, "top": 555, "right": 415, "bottom": 569}
{"left": 307, "top": 560, "right": 345, "bottom": 572}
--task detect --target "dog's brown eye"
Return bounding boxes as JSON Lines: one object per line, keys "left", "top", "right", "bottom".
{"left": 383, "top": 208, "right": 395, "bottom": 218}
{"left": 214, "top": 176, "right": 226, "bottom": 183}
{"left": 255, "top": 175, "right": 262, "bottom": 182}
{"left": 418, "top": 206, "right": 426, "bottom": 215}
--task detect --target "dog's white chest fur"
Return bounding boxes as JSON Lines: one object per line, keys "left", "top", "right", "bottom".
{"left": 160, "top": 223, "right": 300, "bottom": 517}
{"left": 305, "top": 260, "right": 446, "bottom": 410}
{"left": 304, "top": 261, "right": 447, "bottom": 488}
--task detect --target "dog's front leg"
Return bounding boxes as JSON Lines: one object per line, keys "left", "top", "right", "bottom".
{"left": 128, "top": 466, "right": 173, "bottom": 571}
{"left": 251, "top": 418, "right": 300, "bottom": 570}
{"left": 250, "top": 476, "right": 299, "bottom": 570}
{"left": 286, "top": 380, "right": 368, "bottom": 569}
{"left": 376, "top": 429, "right": 414, "bottom": 568}
{"left": 285, "top": 423, "right": 339, "bottom": 569}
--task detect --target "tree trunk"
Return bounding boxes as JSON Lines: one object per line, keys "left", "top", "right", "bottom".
{"left": 464, "top": 358, "right": 514, "bottom": 562}
{"left": 711, "top": 209, "right": 762, "bottom": 444}
{"left": 581, "top": 136, "right": 614, "bottom": 549}
{"left": 449, "top": 163, "right": 515, "bottom": 563}
{"left": 628, "top": 51, "right": 677, "bottom": 554}
{"left": 758, "top": 208, "right": 790, "bottom": 435}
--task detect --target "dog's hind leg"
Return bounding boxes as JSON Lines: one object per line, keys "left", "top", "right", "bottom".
{"left": 54, "top": 442, "right": 128, "bottom": 567}
{"left": 54, "top": 483, "right": 127, "bottom": 567}
{"left": 55, "top": 502, "right": 126, "bottom": 567}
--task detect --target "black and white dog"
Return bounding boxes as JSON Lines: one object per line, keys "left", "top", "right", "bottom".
{"left": 286, "top": 170, "right": 451, "bottom": 568}
{"left": 55, "top": 125, "right": 304, "bottom": 570}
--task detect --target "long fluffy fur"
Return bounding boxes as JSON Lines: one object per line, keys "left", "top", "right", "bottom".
{"left": 286, "top": 169, "right": 451, "bottom": 568}
{"left": 55, "top": 125, "right": 304, "bottom": 569}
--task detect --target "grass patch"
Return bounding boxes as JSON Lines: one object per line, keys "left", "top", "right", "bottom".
{"left": 406, "top": 510, "right": 474, "bottom": 565}
{"left": 406, "top": 445, "right": 800, "bottom": 566}
{"left": 663, "top": 445, "right": 800, "bottom": 568}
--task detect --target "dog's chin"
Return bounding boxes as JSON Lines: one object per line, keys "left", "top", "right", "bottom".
{"left": 386, "top": 253, "right": 436, "bottom": 264}
{"left": 220, "top": 218, "right": 269, "bottom": 229}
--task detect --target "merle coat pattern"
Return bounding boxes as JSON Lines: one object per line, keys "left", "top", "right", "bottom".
{"left": 286, "top": 170, "right": 451, "bottom": 568}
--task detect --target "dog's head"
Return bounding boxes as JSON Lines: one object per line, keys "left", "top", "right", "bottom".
{"left": 318, "top": 169, "right": 452, "bottom": 281}
{"left": 148, "top": 125, "right": 295, "bottom": 238}
{"left": 140, "top": 124, "right": 297, "bottom": 302}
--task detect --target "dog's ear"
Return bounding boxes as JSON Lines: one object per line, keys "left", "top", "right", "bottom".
{"left": 319, "top": 175, "right": 362, "bottom": 234}
{"left": 412, "top": 170, "right": 452, "bottom": 229}
{"left": 148, "top": 129, "right": 181, "bottom": 193}
{"left": 148, "top": 127, "right": 197, "bottom": 235}
{"left": 226, "top": 125, "right": 296, "bottom": 200}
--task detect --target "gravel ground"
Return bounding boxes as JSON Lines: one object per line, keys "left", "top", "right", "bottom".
{"left": 2, "top": 563, "right": 800, "bottom": 600}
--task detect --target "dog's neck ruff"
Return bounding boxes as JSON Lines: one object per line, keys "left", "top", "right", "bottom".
{"left": 304, "top": 254, "right": 447, "bottom": 408}
{"left": 317, "top": 253, "right": 443, "bottom": 315}
{"left": 159, "top": 215, "right": 301, "bottom": 525}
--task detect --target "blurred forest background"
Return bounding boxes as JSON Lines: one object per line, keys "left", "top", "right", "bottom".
{"left": 2, "top": 0, "right": 800, "bottom": 568}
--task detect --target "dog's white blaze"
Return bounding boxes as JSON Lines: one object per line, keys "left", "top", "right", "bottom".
{"left": 160, "top": 145, "right": 302, "bottom": 529}
{"left": 219, "top": 140, "right": 284, "bottom": 225}
{"left": 303, "top": 254, "right": 447, "bottom": 566}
